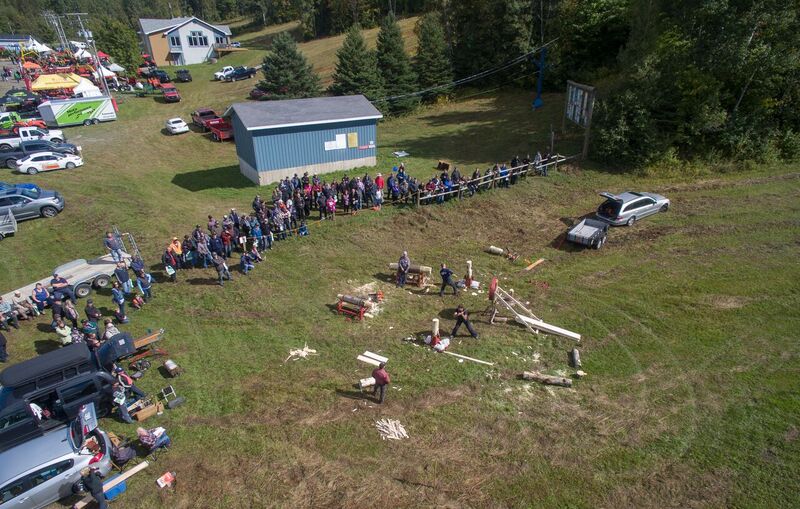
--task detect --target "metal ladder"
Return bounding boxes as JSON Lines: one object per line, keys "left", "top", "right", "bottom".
{"left": 113, "top": 225, "right": 142, "bottom": 262}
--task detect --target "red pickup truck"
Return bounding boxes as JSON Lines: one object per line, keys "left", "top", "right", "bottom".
{"left": 191, "top": 108, "right": 220, "bottom": 131}
{"left": 162, "top": 86, "right": 181, "bottom": 103}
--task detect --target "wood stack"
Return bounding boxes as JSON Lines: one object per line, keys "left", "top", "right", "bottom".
{"left": 375, "top": 418, "right": 409, "bottom": 440}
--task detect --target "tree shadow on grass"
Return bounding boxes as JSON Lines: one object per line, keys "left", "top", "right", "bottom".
{"left": 171, "top": 165, "right": 255, "bottom": 192}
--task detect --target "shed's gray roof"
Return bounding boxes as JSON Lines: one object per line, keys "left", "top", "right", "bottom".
{"left": 139, "top": 17, "right": 231, "bottom": 36}
{"left": 227, "top": 95, "right": 383, "bottom": 131}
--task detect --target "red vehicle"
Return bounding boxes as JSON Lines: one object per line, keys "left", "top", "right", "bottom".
{"left": 162, "top": 86, "right": 181, "bottom": 103}
{"left": 207, "top": 118, "right": 233, "bottom": 142}
{"left": 191, "top": 108, "right": 221, "bottom": 131}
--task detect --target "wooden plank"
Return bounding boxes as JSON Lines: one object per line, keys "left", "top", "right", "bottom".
{"left": 441, "top": 351, "right": 494, "bottom": 366}
{"left": 73, "top": 461, "right": 149, "bottom": 508}
{"left": 362, "top": 351, "right": 388, "bottom": 363}
{"left": 515, "top": 315, "right": 581, "bottom": 341}
{"left": 133, "top": 330, "right": 163, "bottom": 349}
{"left": 357, "top": 355, "right": 381, "bottom": 366}
{"left": 524, "top": 258, "right": 546, "bottom": 271}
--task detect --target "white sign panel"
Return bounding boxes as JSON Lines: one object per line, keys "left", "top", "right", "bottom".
{"left": 565, "top": 81, "right": 594, "bottom": 128}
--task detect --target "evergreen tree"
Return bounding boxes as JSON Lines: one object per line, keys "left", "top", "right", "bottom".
{"left": 329, "top": 24, "right": 384, "bottom": 99}
{"left": 90, "top": 17, "right": 141, "bottom": 76}
{"left": 376, "top": 12, "right": 418, "bottom": 113}
{"left": 257, "top": 32, "right": 322, "bottom": 100}
{"left": 413, "top": 13, "right": 452, "bottom": 100}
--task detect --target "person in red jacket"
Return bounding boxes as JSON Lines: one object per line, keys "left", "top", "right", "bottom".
{"left": 375, "top": 173, "right": 385, "bottom": 191}
{"left": 371, "top": 362, "right": 390, "bottom": 404}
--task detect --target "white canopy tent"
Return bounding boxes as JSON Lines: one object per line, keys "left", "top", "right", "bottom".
{"left": 70, "top": 40, "right": 87, "bottom": 50}
{"left": 92, "top": 66, "right": 116, "bottom": 79}
{"left": 25, "top": 38, "right": 52, "bottom": 53}
{"left": 106, "top": 63, "right": 125, "bottom": 73}
{"left": 74, "top": 48, "right": 92, "bottom": 60}
{"left": 72, "top": 78, "right": 102, "bottom": 97}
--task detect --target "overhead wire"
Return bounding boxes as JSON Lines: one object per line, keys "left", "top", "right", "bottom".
{"left": 370, "top": 38, "right": 558, "bottom": 104}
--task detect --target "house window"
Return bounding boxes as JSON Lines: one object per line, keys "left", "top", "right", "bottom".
{"left": 169, "top": 35, "right": 181, "bottom": 47}
{"left": 188, "top": 31, "right": 208, "bottom": 47}
{"left": 214, "top": 35, "right": 225, "bottom": 45}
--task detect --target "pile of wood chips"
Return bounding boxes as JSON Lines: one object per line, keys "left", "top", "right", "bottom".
{"left": 375, "top": 418, "right": 409, "bottom": 440}
{"left": 284, "top": 344, "right": 318, "bottom": 362}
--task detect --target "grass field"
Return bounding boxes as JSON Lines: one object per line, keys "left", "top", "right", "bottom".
{"left": 0, "top": 20, "right": 799, "bottom": 509}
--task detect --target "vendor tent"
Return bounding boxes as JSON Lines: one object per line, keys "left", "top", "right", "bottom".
{"left": 72, "top": 77, "right": 102, "bottom": 97}
{"left": 22, "top": 61, "right": 41, "bottom": 70}
{"left": 26, "top": 39, "right": 52, "bottom": 53}
{"left": 74, "top": 48, "right": 92, "bottom": 60}
{"left": 107, "top": 63, "right": 125, "bottom": 73}
{"left": 92, "top": 66, "right": 116, "bottom": 79}
{"left": 31, "top": 73, "right": 82, "bottom": 91}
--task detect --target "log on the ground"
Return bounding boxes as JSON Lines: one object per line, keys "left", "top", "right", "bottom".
{"left": 338, "top": 294, "right": 374, "bottom": 308}
{"left": 522, "top": 371, "right": 572, "bottom": 387}
{"left": 389, "top": 263, "right": 432, "bottom": 275}
{"left": 569, "top": 348, "right": 581, "bottom": 369}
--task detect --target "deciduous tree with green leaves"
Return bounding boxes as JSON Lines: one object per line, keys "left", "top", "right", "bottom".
{"left": 90, "top": 17, "right": 141, "bottom": 76}
{"left": 376, "top": 12, "right": 418, "bottom": 113}
{"left": 413, "top": 13, "right": 452, "bottom": 100}
{"left": 257, "top": 31, "right": 322, "bottom": 100}
{"left": 329, "top": 24, "right": 384, "bottom": 99}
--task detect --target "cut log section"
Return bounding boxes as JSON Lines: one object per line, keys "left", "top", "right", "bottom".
{"left": 388, "top": 263, "right": 432, "bottom": 275}
{"left": 522, "top": 371, "right": 572, "bottom": 387}
{"left": 358, "top": 351, "right": 387, "bottom": 366}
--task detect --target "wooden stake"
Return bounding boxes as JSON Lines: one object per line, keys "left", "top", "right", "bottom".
{"left": 442, "top": 351, "right": 494, "bottom": 366}
{"left": 524, "top": 258, "right": 546, "bottom": 271}
{"left": 432, "top": 318, "right": 439, "bottom": 337}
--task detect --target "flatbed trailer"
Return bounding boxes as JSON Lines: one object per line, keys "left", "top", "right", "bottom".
{"left": 1, "top": 252, "right": 131, "bottom": 305}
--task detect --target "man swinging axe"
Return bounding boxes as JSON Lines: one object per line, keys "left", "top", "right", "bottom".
{"left": 452, "top": 304, "right": 479, "bottom": 339}
{"left": 439, "top": 263, "right": 458, "bottom": 296}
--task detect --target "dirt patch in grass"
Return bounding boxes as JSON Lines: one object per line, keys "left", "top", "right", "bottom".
{"left": 704, "top": 295, "right": 751, "bottom": 310}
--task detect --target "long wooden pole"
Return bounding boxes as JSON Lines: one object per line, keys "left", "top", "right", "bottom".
{"left": 73, "top": 461, "right": 150, "bottom": 509}
{"left": 442, "top": 351, "right": 494, "bottom": 366}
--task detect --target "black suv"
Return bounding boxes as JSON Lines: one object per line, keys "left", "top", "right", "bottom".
{"left": 175, "top": 69, "right": 192, "bottom": 82}
{"left": 0, "top": 336, "right": 136, "bottom": 452}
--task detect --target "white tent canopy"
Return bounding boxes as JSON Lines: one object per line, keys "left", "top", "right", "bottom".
{"left": 72, "top": 78, "right": 102, "bottom": 97}
{"left": 106, "top": 63, "right": 125, "bottom": 73}
{"left": 70, "top": 40, "right": 87, "bottom": 50}
{"left": 92, "top": 66, "right": 116, "bottom": 79}
{"left": 74, "top": 48, "right": 92, "bottom": 60}
{"left": 25, "top": 38, "right": 52, "bottom": 53}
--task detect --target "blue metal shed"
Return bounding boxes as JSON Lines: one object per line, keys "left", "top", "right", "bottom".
{"left": 226, "top": 95, "right": 383, "bottom": 186}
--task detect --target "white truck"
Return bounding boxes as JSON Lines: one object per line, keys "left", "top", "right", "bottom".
{"left": 213, "top": 66, "right": 235, "bottom": 81}
{"left": 0, "top": 126, "right": 66, "bottom": 151}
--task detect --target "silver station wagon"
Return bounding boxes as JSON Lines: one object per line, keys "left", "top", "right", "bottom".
{"left": 595, "top": 191, "right": 670, "bottom": 226}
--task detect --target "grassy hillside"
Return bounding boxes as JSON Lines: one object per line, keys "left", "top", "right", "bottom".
{"left": 0, "top": 20, "right": 797, "bottom": 509}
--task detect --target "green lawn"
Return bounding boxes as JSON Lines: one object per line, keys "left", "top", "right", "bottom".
{"left": 0, "top": 22, "right": 798, "bottom": 509}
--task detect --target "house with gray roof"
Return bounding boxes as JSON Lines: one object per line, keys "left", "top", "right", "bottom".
{"left": 138, "top": 16, "right": 231, "bottom": 66}
{"left": 225, "top": 95, "right": 384, "bottom": 185}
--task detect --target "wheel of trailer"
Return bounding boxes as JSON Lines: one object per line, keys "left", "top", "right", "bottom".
{"left": 661, "top": 204, "right": 669, "bottom": 212}
{"left": 40, "top": 206, "right": 57, "bottom": 218}
{"left": 74, "top": 283, "right": 91, "bottom": 299}
{"left": 83, "top": 119, "right": 92, "bottom": 126}
{"left": 92, "top": 118, "right": 100, "bottom": 125}
{"left": 626, "top": 216, "right": 636, "bottom": 226}
{"left": 66, "top": 162, "right": 76, "bottom": 169}
{"left": 93, "top": 275, "right": 111, "bottom": 288}
{"left": 27, "top": 167, "right": 38, "bottom": 175}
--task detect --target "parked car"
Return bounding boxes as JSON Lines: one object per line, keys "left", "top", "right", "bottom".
{"left": 224, "top": 66, "right": 257, "bottom": 82}
{"left": 0, "top": 182, "right": 39, "bottom": 191}
{"left": 15, "top": 152, "right": 83, "bottom": 175}
{"left": 213, "top": 66, "right": 235, "bottom": 81}
{"left": 165, "top": 117, "right": 189, "bottom": 135}
{"left": 0, "top": 419, "right": 112, "bottom": 508}
{"left": 191, "top": 108, "right": 221, "bottom": 131}
{"left": 595, "top": 191, "right": 671, "bottom": 226}
{"left": 566, "top": 218, "right": 609, "bottom": 249}
{"left": 150, "top": 69, "right": 171, "bottom": 83}
{"left": 162, "top": 86, "right": 181, "bottom": 103}
{"left": 231, "top": 41, "right": 242, "bottom": 48}
{"left": 249, "top": 87, "right": 266, "bottom": 100}
{"left": 0, "top": 140, "right": 81, "bottom": 169}
{"left": 0, "top": 185, "right": 64, "bottom": 219}
{"left": 0, "top": 127, "right": 66, "bottom": 151}
{"left": 175, "top": 69, "right": 192, "bottom": 82}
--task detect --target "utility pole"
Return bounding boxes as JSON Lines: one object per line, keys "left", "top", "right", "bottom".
{"left": 66, "top": 12, "right": 117, "bottom": 111}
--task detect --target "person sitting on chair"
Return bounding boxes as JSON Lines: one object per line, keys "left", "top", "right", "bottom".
{"left": 137, "top": 426, "right": 171, "bottom": 451}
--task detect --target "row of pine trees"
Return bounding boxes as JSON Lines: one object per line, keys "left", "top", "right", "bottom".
{"left": 257, "top": 12, "right": 453, "bottom": 114}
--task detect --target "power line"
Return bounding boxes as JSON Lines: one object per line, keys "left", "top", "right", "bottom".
{"left": 371, "top": 38, "right": 558, "bottom": 104}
